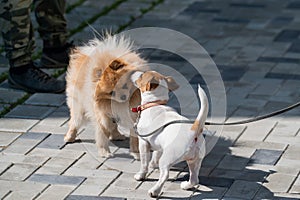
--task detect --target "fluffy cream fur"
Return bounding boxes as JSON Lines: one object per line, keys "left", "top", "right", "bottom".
{"left": 65, "top": 35, "right": 146, "bottom": 158}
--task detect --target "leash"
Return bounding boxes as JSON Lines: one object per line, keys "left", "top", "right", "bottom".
{"left": 133, "top": 101, "right": 300, "bottom": 137}
{"left": 205, "top": 101, "right": 300, "bottom": 125}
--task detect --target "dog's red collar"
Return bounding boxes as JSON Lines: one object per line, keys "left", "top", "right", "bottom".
{"left": 131, "top": 100, "right": 168, "bottom": 113}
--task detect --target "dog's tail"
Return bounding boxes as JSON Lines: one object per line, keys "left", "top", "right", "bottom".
{"left": 190, "top": 85, "right": 209, "bottom": 135}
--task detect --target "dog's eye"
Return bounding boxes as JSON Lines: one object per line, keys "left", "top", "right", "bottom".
{"left": 110, "top": 91, "right": 116, "bottom": 96}
{"left": 122, "top": 84, "right": 128, "bottom": 89}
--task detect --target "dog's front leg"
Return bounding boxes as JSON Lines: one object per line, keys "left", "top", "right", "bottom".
{"left": 134, "top": 138, "right": 150, "bottom": 181}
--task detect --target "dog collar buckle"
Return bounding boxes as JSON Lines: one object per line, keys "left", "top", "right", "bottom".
{"left": 131, "top": 105, "right": 142, "bottom": 113}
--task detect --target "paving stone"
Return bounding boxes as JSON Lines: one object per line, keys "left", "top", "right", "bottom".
{"left": 0, "top": 163, "right": 39, "bottom": 181}
{"left": 65, "top": 167, "right": 119, "bottom": 179}
{"left": 282, "top": 145, "right": 300, "bottom": 160}
{"left": 210, "top": 168, "right": 269, "bottom": 182}
{"left": 0, "top": 179, "right": 47, "bottom": 199}
{"left": 274, "top": 29, "right": 300, "bottom": 42}
{"left": 263, "top": 173, "right": 296, "bottom": 193}
{"left": 37, "top": 134, "right": 65, "bottom": 149}
{"left": 66, "top": 195, "right": 126, "bottom": 200}
{"left": 0, "top": 118, "right": 38, "bottom": 132}
{"left": 28, "top": 173, "right": 85, "bottom": 186}
{"left": 29, "top": 124, "right": 69, "bottom": 135}
{"left": 197, "top": 176, "right": 234, "bottom": 188}
{"left": 36, "top": 185, "right": 75, "bottom": 200}
{"left": 286, "top": 1, "right": 300, "bottom": 9}
{"left": 233, "top": 140, "right": 287, "bottom": 151}
{"left": 0, "top": 162, "right": 12, "bottom": 175}
{"left": 288, "top": 39, "right": 300, "bottom": 53}
{"left": 5, "top": 104, "right": 56, "bottom": 119}
{"left": 70, "top": 153, "right": 102, "bottom": 169}
{"left": 0, "top": 132, "right": 21, "bottom": 147}
{"left": 3, "top": 136, "right": 45, "bottom": 154}
{"left": 191, "top": 186, "right": 227, "bottom": 199}
{"left": 237, "top": 120, "right": 277, "bottom": 141}
{"left": 257, "top": 56, "right": 300, "bottom": 64}
{"left": 249, "top": 149, "right": 283, "bottom": 165}
{"left": 269, "top": 121, "right": 299, "bottom": 137}
{"left": 71, "top": 177, "right": 115, "bottom": 196}
{"left": 0, "top": 88, "right": 26, "bottom": 104}
{"left": 217, "top": 155, "right": 250, "bottom": 170}
{"left": 19, "top": 132, "right": 50, "bottom": 140}
{"left": 25, "top": 93, "right": 66, "bottom": 106}
{"left": 38, "top": 110, "right": 69, "bottom": 127}
{"left": 224, "top": 180, "right": 261, "bottom": 199}
{"left": 0, "top": 153, "right": 48, "bottom": 166}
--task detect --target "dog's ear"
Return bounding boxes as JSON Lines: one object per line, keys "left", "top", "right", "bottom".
{"left": 109, "top": 59, "right": 126, "bottom": 70}
{"left": 165, "top": 76, "right": 179, "bottom": 91}
{"left": 131, "top": 71, "right": 144, "bottom": 87}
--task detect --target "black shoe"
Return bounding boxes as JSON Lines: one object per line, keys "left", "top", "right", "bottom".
{"left": 39, "top": 42, "right": 74, "bottom": 68}
{"left": 8, "top": 63, "right": 66, "bottom": 93}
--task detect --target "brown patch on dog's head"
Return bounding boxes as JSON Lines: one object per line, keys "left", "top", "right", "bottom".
{"left": 109, "top": 59, "right": 126, "bottom": 70}
{"left": 95, "top": 58, "right": 139, "bottom": 103}
{"left": 133, "top": 71, "right": 179, "bottom": 92}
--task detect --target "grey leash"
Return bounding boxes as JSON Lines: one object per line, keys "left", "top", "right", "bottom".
{"left": 133, "top": 101, "right": 300, "bottom": 137}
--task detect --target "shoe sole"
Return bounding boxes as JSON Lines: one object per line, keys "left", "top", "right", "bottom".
{"left": 8, "top": 75, "right": 65, "bottom": 94}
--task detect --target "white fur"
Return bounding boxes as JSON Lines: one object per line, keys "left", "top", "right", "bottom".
{"left": 134, "top": 80, "right": 209, "bottom": 197}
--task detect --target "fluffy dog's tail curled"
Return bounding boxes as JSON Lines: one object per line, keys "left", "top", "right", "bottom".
{"left": 191, "top": 85, "right": 209, "bottom": 135}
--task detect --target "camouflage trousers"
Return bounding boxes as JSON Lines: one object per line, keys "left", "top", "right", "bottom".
{"left": 0, "top": 0, "right": 67, "bottom": 67}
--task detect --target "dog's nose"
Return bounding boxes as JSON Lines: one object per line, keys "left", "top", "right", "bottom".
{"left": 120, "top": 95, "right": 127, "bottom": 101}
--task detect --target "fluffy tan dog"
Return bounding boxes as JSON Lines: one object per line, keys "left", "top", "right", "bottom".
{"left": 64, "top": 35, "right": 146, "bottom": 158}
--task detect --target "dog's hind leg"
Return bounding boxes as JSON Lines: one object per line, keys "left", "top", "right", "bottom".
{"left": 181, "top": 137, "right": 205, "bottom": 190}
{"left": 180, "top": 156, "right": 202, "bottom": 190}
{"left": 64, "top": 103, "right": 84, "bottom": 143}
{"left": 95, "top": 124, "right": 113, "bottom": 158}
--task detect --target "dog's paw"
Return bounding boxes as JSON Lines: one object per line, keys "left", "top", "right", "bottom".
{"left": 134, "top": 172, "right": 147, "bottom": 181}
{"left": 64, "top": 134, "right": 76, "bottom": 143}
{"left": 98, "top": 149, "right": 113, "bottom": 158}
{"left": 148, "top": 187, "right": 161, "bottom": 198}
{"left": 180, "top": 181, "right": 195, "bottom": 190}
{"left": 130, "top": 152, "right": 140, "bottom": 160}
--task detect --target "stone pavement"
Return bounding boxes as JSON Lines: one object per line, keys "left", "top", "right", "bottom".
{"left": 0, "top": 0, "right": 300, "bottom": 199}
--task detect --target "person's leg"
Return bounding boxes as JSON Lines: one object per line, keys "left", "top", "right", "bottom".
{"left": 0, "top": 0, "right": 34, "bottom": 68}
{"left": 34, "top": 0, "right": 72, "bottom": 68}
{"left": 0, "top": 0, "right": 66, "bottom": 93}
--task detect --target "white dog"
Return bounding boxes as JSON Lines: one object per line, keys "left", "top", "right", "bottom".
{"left": 131, "top": 71, "right": 208, "bottom": 197}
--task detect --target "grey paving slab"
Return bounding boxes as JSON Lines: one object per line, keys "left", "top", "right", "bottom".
{"left": 249, "top": 149, "right": 283, "bottom": 165}
{"left": 66, "top": 195, "right": 126, "bottom": 200}
{"left": 25, "top": 93, "right": 66, "bottom": 106}
{"left": 224, "top": 180, "right": 261, "bottom": 200}
{"left": 0, "top": 153, "right": 48, "bottom": 166}
{"left": 217, "top": 155, "right": 250, "bottom": 171}
{"left": 0, "top": 132, "right": 21, "bottom": 147}
{"left": 0, "top": 88, "right": 26, "bottom": 104}
{"left": 0, "top": 163, "right": 39, "bottom": 181}
{"left": 37, "top": 134, "right": 65, "bottom": 149}
{"left": 28, "top": 173, "right": 86, "bottom": 186}
{"left": 0, "top": 118, "right": 38, "bottom": 132}
{"left": 70, "top": 177, "right": 117, "bottom": 196}
{"left": 3, "top": 137, "right": 44, "bottom": 154}
{"left": 35, "top": 185, "right": 75, "bottom": 200}
{"left": 263, "top": 173, "right": 296, "bottom": 193}
{"left": 5, "top": 105, "right": 56, "bottom": 119}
